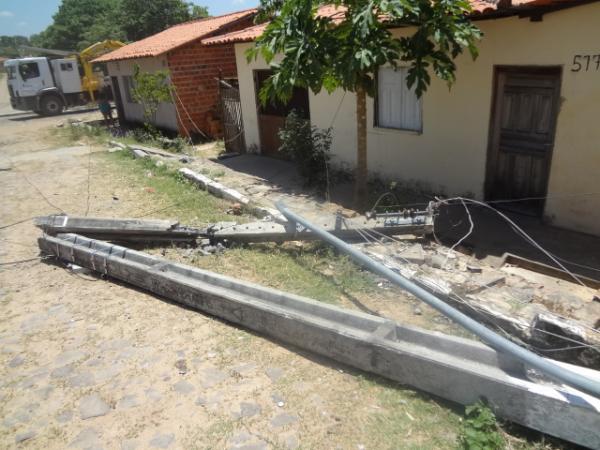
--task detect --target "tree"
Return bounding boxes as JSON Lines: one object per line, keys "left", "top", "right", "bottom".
{"left": 249, "top": 0, "right": 481, "bottom": 208}
{"left": 31, "top": 0, "right": 122, "bottom": 51}
{"left": 119, "top": 0, "right": 208, "bottom": 41}
{"left": 30, "top": 0, "right": 210, "bottom": 51}
{"left": 190, "top": 4, "right": 210, "bottom": 19}
{"left": 132, "top": 65, "right": 172, "bottom": 133}
{"left": 0, "top": 36, "right": 30, "bottom": 57}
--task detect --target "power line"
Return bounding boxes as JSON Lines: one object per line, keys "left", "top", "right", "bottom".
{"left": 0, "top": 217, "right": 34, "bottom": 230}
{"left": 439, "top": 197, "right": 588, "bottom": 288}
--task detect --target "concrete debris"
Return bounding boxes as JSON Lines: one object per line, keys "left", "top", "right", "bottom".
{"left": 362, "top": 238, "right": 599, "bottom": 369}
{"left": 179, "top": 168, "right": 286, "bottom": 222}
{"left": 128, "top": 144, "right": 193, "bottom": 163}
{"left": 36, "top": 232, "right": 600, "bottom": 449}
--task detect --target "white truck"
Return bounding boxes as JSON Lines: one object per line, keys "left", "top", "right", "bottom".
{"left": 4, "top": 57, "right": 94, "bottom": 116}
{"left": 3, "top": 40, "right": 124, "bottom": 116}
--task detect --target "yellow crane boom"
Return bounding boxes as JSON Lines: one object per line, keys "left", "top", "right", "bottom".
{"left": 78, "top": 40, "right": 125, "bottom": 101}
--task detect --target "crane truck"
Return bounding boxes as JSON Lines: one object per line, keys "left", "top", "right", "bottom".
{"left": 3, "top": 40, "right": 124, "bottom": 116}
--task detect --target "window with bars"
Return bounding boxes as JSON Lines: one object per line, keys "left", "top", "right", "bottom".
{"left": 375, "top": 67, "right": 422, "bottom": 132}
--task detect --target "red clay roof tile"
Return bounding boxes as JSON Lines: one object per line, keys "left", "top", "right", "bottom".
{"left": 202, "top": 0, "right": 584, "bottom": 46}
{"left": 93, "top": 8, "right": 257, "bottom": 62}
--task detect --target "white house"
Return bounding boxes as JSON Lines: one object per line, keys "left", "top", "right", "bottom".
{"left": 206, "top": 0, "right": 600, "bottom": 236}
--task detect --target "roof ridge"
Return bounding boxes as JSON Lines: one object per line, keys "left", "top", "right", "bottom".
{"left": 173, "top": 7, "right": 258, "bottom": 27}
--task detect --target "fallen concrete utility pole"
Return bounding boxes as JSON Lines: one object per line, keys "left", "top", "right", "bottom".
{"left": 35, "top": 214, "right": 434, "bottom": 245}
{"left": 210, "top": 212, "right": 433, "bottom": 243}
{"left": 34, "top": 215, "right": 202, "bottom": 243}
{"left": 37, "top": 233, "right": 600, "bottom": 447}
{"left": 276, "top": 201, "right": 600, "bottom": 400}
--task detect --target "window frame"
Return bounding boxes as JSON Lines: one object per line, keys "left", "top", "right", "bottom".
{"left": 60, "top": 62, "right": 74, "bottom": 72}
{"left": 18, "top": 62, "right": 41, "bottom": 81}
{"left": 374, "top": 66, "right": 423, "bottom": 134}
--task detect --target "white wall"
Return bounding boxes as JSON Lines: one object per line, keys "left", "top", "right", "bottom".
{"left": 235, "top": 2, "right": 600, "bottom": 235}
{"left": 106, "top": 56, "right": 178, "bottom": 131}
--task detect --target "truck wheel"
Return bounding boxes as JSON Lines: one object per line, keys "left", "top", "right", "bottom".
{"left": 40, "top": 95, "right": 64, "bottom": 116}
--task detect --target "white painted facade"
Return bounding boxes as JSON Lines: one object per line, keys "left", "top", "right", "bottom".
{"left": 106, "top": 56, "right": 178, "bottom": 131}
{"left": 235, "top": 2, "right": 600, "bottom": 235}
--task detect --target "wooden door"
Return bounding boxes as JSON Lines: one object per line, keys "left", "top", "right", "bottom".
{"left": 254, "top": 70, "right": 310, "bottom": 157}
{"left": 486, "top": 67, "right": 561, "bottom": 216}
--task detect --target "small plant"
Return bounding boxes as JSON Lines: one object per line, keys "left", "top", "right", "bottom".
{"left": 278, "top": 110, "right": 332, "bottom": 196}
{"left": 459, "top": 401, "right": 505, "bottom": 450}
{"left": 132, "top": 65, "right": 172, "bottom": 135}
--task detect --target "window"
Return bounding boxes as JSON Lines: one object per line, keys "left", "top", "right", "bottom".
{"left": 375, "top": 67, "right": 422, "bottom": 132}
{"left": 122, "top": 75, "right": 137, "bottom": 103}
{"left": 18, "top": 62, "right": 40, "bottom": 81}
{"left": 60, "top": 62, "right": 73, "bottom": 72}
{"left": 7, "top": 65, "right": 16, "bottom": 80}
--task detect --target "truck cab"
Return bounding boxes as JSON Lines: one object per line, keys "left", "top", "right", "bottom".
{"left": 4, "top": 56, "right": 93, "bottom": 116}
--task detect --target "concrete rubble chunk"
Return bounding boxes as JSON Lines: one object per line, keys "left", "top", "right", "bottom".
{"left": 149, "top": 433, "right": 175, "bottom": 449}
{"left": 173, "top": 380, "right": 195, "bottom": 394}
{"left": 271, "top": 413, "right": 299, "bottom": 428}
{"left": 79, "top": 394, "right": 111, "bottom": 419}
{"left": 69, "top": 428, "right": 101, "bottom": 448}
{"left": 398, "top": 243, "right": 426, "bottom": 265}
{"left": 265, "top": 367, "right": 284, "bottom": 382}
{"left": 238, "top": 402, "right": 261, "bottom": 418}
{"left": 15, "top": 430, "right": 36, "bottom": 443}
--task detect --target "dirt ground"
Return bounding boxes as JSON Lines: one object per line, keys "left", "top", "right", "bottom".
{"left": 0, "top": 82, "right": 473, "bottom": 448}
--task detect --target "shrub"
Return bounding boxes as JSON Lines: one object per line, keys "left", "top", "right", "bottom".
{"left": 459, "top": 401, "right": 505, "bottom": 450}
{"left": 278, "top": 110, "right": 332, "bottom": 196}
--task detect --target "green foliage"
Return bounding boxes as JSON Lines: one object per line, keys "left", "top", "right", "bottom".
{"left": 459, "top": 401, "right": 505, "bottom": 450}
{"left": 119, "top": 0, "right": 208, "bottom": 42}
{"left": 132, "top": 65, "right": 172, "bottom": 128}
{"left": 30, "top": 0, "right": 209, "bottom": 51}
{"left": 30, "top": 0, "right": 124, "bottom": 51}
{"left": 190, "top": 4, "right": 210, "bottom": 19}
{"left": 278, "top": 110, "right": 332, "bottom": 195}
{"left": 0, "top": 36, "right": 31, "bottom": 58}
{"left": 249, "top": 0, "right": 482, "bottom": 101}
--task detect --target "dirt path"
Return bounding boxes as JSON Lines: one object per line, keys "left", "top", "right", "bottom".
{"left": 0, "top": 105, "right": 467, "bottom": 447}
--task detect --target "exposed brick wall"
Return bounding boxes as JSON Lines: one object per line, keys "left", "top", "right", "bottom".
{"left": 167, "top": 17, "right": 254, "bottom": 139}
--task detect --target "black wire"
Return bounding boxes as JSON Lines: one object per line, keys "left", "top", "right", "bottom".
{"left": 0, "top": 217, "right": 34, "bottom": 230}
{"left": 0, "top": 256, "right": 46, "bottom": 266}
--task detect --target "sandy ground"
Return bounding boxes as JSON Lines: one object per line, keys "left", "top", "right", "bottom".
{"left": 0, "top": 80, "right": 462, "bottom": 449}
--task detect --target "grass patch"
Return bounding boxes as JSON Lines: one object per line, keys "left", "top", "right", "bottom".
{"left": 190, "top": 243, "right": 377, "bottom": 304}
{"left": 103, "top": 150, "right": 249, "bottom": 225}
{"left": 357, "top": 375, "right": 461, "bottom": 450}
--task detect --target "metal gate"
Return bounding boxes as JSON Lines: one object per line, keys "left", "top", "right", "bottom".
{"left": 218, "top": 79, "right": 246, "bottom": 153}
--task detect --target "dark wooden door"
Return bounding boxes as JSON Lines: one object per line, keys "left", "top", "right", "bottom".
{"left": 254, "top": 70, "right": 310, "bottom": 157}
{"left": 219, "top": 79, "right": 246, "bottom": 153}
{"left": 486, "top": 67, "right": 561, "bottom": 216}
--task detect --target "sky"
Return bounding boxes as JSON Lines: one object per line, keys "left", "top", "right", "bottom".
{"left": 0, "top": 0, "right": 260, "bottom": 37}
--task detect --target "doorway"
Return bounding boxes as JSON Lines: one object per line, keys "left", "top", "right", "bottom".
{"left": 110, "top": 76, "right": 125, "bottom": 125}
{"left": 485, "top": 67, "right": 561, "bottom": 216}
{"left": 219, "top": 78, "right": 246, "bottom": 154}
{"left": 254, "top": 70, "right": 310, "bottom": 157}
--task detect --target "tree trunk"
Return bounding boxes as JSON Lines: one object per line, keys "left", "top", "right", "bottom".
{"left": 354, "top": 85, "right": 368, "bottom": 210}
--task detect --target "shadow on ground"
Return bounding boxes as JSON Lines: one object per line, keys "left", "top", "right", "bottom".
{"left": 215, "top": 153, "right": 600, "bottom": 283}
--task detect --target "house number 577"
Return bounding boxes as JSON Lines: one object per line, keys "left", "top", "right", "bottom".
{"left": 571, "top": 54, "right": 600, "bottom": 72}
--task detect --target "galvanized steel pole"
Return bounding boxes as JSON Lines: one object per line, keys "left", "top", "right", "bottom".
{"left": 276, "top": 201, "right": 600, "bottom": 399}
